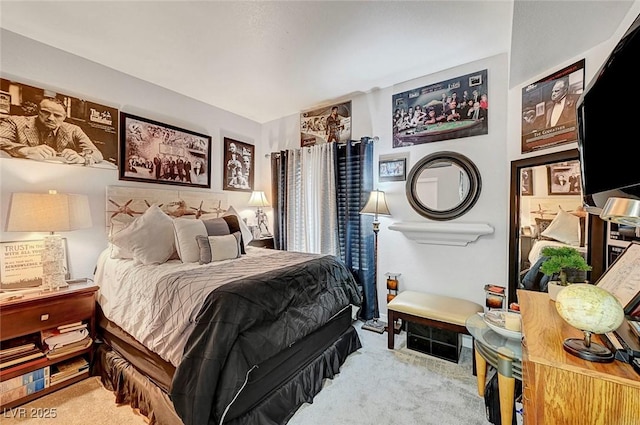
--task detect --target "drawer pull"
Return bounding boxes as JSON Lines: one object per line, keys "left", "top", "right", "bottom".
{"left": 41, "top": 314, "right": 49, "bottom": 321}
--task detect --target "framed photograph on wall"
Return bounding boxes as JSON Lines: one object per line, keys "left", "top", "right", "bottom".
{"left": 521, "top": 59, "right": 585, "bottom": 153}
{"left": 300, "top": 101, "right": 352, "bottom": 147}
{"left": 119, "top": 112, "right": 211, "bottom": 188}
{"left": 379, "top": 158, "right": 407, "bottom": 182}
{"left": 521, "top": 168, "right": 533, "bottom": 196}
{"left": 547, "top": 160, "right": 581, "bottom": 195}
{"left": 223, "top": 137, "right": 254, "bottom": 192}
{"left": 0, "top": 239, "right": 69, "bottom": 290}
{"left": 391, "top": 69, "right": 488, "bottom": 148}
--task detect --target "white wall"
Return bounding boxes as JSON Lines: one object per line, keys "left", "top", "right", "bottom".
{"left": 0, "top": 29, "right": 265, "bottom": 279}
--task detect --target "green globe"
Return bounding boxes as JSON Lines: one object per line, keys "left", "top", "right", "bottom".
{"left": 555, "top": 284, "right": 625, "bottom": 334}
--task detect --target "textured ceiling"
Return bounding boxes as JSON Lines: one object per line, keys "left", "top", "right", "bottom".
{"left": 0, "top": 1, "right": 634, "bottom": 123}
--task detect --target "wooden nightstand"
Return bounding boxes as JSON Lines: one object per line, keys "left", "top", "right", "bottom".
{"left": 0, "top": 282, "right": 98, "bottom": 409}
{"left": 248, "top": 237, "right": 274, "bottom": 249}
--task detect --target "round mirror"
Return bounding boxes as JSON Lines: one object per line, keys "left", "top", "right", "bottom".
{"left": 406, "top": 151, "right": 481, "bottom": 220}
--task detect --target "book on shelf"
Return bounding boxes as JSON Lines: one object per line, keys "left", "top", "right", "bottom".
{"left": 0, "top": 357, "right": 48, "bottom": 380}
{"left": 0, "top": 376, "right": 49, "bottom": 405}
{"left": 0, "top": 348, "right": 45, "bottom": 370}
{"left": 0, "top": 366, "right": 50, "bottom": 393}
{"left": 50, "top": 357, "right": 89, "bottom": 385}
{"left": 0, "top": 342, "right": 37, "bottom": 358}
{"left": 42, "top": 327, "right": 88, "bottom": 349}
{"left": 45, "top": 336, "right": 92, "bottom": 360}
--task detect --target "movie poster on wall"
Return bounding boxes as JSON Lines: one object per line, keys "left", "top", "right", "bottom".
{"left": 521, "top": 59, "right": 585, "bottom": 153}
{"left": 0, "top": 78, "right": 119, "bottom": 168}
{"left": 300, "top": 101, "right": 351, "bottom": 147}
{"left": 392, "top": 69, "right": 488, "bottom": 148}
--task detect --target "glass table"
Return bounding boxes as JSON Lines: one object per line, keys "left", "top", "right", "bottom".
{"left": 465, "top": 312, "right": 522, "bottom": 425}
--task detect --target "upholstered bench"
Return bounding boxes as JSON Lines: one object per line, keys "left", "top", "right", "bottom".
{"left": 387, "top": 290, "right": 484, "bottom": 362}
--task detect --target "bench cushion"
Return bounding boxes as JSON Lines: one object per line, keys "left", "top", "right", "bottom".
{"left": 387, "top": 290, "right": 483, "bottom": 327}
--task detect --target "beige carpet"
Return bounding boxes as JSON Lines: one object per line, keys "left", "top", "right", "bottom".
{"left": 2, "top": 324, "right": 490, "bottom": 425}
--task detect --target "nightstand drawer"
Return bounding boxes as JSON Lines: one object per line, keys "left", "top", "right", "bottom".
{"left": 0, "top": 292, "right": 94, "bottom": 340}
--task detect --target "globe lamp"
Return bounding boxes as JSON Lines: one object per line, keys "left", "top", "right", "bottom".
{"left": 555, "top": 284, "right": 625, "bottom": 363}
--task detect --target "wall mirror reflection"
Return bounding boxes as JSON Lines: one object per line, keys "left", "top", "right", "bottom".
{"left": 406, "top": 151, "right": 481, "bottom": 221}
{"left": 508, "top": 149, "right": 603, "bottom": 303}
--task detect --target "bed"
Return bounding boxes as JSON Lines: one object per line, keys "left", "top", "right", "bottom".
{"left": 93, "top": 186, "right": 362, "bottom": 425}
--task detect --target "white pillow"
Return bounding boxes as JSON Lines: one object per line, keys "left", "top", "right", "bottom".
{"left": 540, "top": 209, "right": 580, "bottom": 246}
{"left": 110, "top": 205, "right": 176, "bottom": 265}
{"left": 109, "top": 222, "right": 133, "bottom": 259}
{"left": 173, "top": 218, "right": 207, "bottom": 263}
{"left": 223, "top": 206, "right": 254, "bottom": 244}
{"left": 196, "top": 232, "right": 242, "bottom": 264}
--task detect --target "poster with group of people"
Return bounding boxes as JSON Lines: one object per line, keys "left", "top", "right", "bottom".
{"left": 300, "top": 101, "right": 352, "bottom": 147}
{"left": 223, "top": 137, "right": 254, "bottom": 192}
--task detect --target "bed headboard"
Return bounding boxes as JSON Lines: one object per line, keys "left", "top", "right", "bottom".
{"left": 106, "top": 185, "right": 228, "bottom": 233}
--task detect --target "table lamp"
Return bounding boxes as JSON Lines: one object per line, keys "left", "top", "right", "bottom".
{"left": 359, "top": 189, "right": 391, "bottom": 333}
{"left": 555, "top": 284, "right": 625, "bottom": 363}
{"left": 248, "top": 191, "right": 271, "bottom": 236}
{"left": 6, "top": 190, "right": 92, "bottom": 290}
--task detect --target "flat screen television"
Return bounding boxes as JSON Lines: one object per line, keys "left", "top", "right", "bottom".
{"left": 577, "top": 12, "right": 640, "bottom": 210}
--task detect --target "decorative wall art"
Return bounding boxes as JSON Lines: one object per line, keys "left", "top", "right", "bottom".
{"left": 392, "top": 70, "right": 488, "bottom": 148}
{"left": 300, "top": 101, "right": 352, "bottom": 147}
{"left": 0, "top": 78, "right": 119, "bottom": 168}
{"left": 546, "top": 160, "right": 581, "bottom": 195}
{"left": 521, "top": 168, "right": 533, "bottom": 196}
{"left": 0, "top": 239, "right": 69, "bottom": 289}
{"left": 521, "top": 59, "right": 585, "bottom": 153}
{"left": 223, "top": 137, "right": 254, "bottom": 192}
{"left": 379, "top": 157, "right": 407, "bottom": 182}
{"left": 119, "top": 112, "right": 211, "bottom": 189}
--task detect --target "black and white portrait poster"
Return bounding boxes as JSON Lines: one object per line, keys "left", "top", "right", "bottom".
{"left": 392, "top": 69, "right": 488, "bottom": 148}
{"left": 223, "top": 137, "right": 254, "bottom": 192}
{"left": 0, "top": 78, "right": 118, "bottom": 168}
{"left": 119, "top": 112, "right": 211, "bottom": 188}
{"left": 300, "top": 101, "right": 352, "bottom": 147}
{"left": 521, "top": 59, "right": 585, "bottom": 153}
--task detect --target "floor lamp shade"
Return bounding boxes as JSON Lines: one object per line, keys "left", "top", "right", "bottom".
{"left": 6, "top": 191, "right": 92, "bottom": 290}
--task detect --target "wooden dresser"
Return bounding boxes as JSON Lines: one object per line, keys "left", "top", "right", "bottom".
{"left": 519, "top": 290, "right": 640, "bottom": 425}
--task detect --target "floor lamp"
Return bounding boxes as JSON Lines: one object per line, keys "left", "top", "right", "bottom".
{"left": 6, "top": 190, "right": 92, "bottom": 291}
{"left": 360, "top": 189, "right": 391, "bottom": 333}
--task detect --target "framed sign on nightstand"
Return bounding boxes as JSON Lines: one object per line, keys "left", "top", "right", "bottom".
{"left": 0, "top": 240, "right": 69, "bottom": 290}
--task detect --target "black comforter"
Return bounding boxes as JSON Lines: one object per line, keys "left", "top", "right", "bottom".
{"left": 169, "top": 253, "right": 361, "bottom": 425}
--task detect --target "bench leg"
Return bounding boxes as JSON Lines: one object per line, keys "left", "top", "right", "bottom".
{"left": 387, "top": 310, "right": 395, "bottom": 349}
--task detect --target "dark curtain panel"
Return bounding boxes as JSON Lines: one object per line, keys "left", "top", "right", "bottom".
{"left": 270, "top": 151, "right": 288, "bottom": 250}
{"left": 336, "top": 139, "right": 374, "bottom": 320}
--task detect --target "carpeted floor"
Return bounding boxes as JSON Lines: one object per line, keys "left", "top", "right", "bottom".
{"left": 2, "top": 323, "right": 491, "bottom": 425}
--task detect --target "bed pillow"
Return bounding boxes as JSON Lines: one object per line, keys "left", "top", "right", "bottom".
{"left": 110, "top": 205, "right": 176, "bottom": 265}
{"left": 173, "top": 218, "right": 207, "bottom": 263}
{"left": 108, "top": 221, "right": 133, "bottom": 259}
{"left": 534, "top": 218, "right": 554, "bottom": 239}
{"left": 202, "top": 215, "right": 248, "bottom": 254}
{"left": 540, "top": 209, "right": 581, "bottom": 246}
{"left": 196, "top": 232, "right": 242, "bottom": 264}
{"left": 223, "top": 206, "right": 254, "bottom": 245}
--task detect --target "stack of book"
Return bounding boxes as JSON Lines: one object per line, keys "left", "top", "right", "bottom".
{"left": 0, "top": 366, "right": 50, "bottom": 405}
{"left": 0, "top": 339, "right": 45, "bottom": 371}
{"left": 42, "top": 322, "right": 92, "bottom": 360}
{"left": 50, "top": 357, "right": 89, "bottom": 386}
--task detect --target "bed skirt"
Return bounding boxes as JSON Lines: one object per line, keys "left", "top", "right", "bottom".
{"left": 93, "top": 312, "right": 362, "bottom": 425}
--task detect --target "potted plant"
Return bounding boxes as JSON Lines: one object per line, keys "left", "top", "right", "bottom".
{"left": 539, "top": 246, "right": 592, "bottom": 300}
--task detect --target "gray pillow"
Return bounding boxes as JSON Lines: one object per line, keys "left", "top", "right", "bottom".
{"left": 196, "top": 231, "right": 242, "bottom": 264}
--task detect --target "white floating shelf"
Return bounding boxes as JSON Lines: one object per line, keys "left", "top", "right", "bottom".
{"left": 388, "top": 222, "right": 494, "bottom": 246}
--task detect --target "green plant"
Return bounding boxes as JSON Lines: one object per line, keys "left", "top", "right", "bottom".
{"left": 539, "top": 246, "right": 592, "bottom": 286}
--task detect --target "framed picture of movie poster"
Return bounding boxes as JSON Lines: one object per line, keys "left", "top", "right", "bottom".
{"left": 392, "top": 69, "right": 488, "bottom": 148}
{"left": 521, "top": 59, "right": 585, "bottom": 153}
{"left": 223, "top": 137, "right": 254, "bottom": 192}
{"left": 300, "top": 101, "right": 352, "bottom": 147}
{"left": 0, "top": 78, "right": 119, "bottom": 168}
{"left": 0, "top": 239, "right": 69, "bottom": 289}
{"left": 119, "top": 112, "right": 212, "bottom": 189}
{"left": 547, "top": 160, "right": 581, "bottom": 195}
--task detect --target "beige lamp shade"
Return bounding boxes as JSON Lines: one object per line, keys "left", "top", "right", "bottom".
{"left": 6, "top": 191, "right": 92, "bottom": 233}
{"left": 599, "top": 197, "right": 640, "bottom": 227}
{"left": 360, "top": 190, "right": 391, "bottom": 217}
{"left": 248, "top": 191, "right": 271, "bottom": 208}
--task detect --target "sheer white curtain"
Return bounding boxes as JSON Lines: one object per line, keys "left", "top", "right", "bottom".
{"left": 285, "top": 143, "right": 338, "bottom": 255}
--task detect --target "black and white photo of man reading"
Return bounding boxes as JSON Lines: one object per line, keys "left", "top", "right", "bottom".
{"left": 0, "top": 97, "right": 103, "bottom": 165}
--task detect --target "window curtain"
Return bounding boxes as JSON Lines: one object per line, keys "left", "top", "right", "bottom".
{"left": 270, "top": 143, "right": 338, "bottom": 255}
{"left": 335, "top": 139, "right": 375, "bottom": 320}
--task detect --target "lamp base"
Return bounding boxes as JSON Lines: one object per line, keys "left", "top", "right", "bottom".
{"left": 42, "top": 235, "right": 68, "bottom": 291}
{"left": 563, "top": 337, "right": 615, "bottom": 363}
{"left": 362, "top": 319, "right": 386, "bottom": 334}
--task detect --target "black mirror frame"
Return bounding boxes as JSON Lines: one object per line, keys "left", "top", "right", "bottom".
{"left": 406, "top": 151, "right": 481, "bottom": 221}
